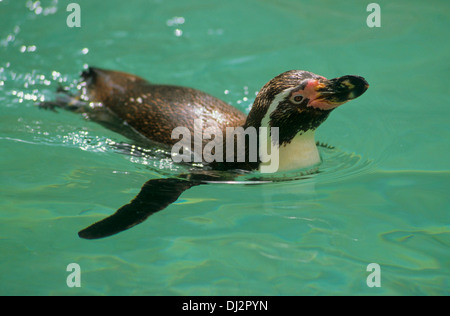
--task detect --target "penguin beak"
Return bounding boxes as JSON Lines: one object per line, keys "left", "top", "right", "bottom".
{"left": 315, "top": 75, "right": 369, "bottom": 105}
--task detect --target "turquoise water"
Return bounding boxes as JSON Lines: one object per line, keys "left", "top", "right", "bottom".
{"left": 1, "top": 0, "right": 449, "bottom": 295}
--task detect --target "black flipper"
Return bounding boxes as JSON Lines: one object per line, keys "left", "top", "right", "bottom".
{"left": 78, "top": 177, "right": 200, "bottom": 239}
{"left": 77, "top": 172, "right": 227, "bottom": 239}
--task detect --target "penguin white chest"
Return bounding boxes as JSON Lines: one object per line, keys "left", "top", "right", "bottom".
{"left": 276, "top": 130, "right": 321, "bottom": 171}
{"left": 259, "top": 130, "right": 321, "bottom": 172}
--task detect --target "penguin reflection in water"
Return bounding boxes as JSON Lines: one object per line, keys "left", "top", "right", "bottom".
{"left": 40, "top": 67, "right": 369, "bottom": 239}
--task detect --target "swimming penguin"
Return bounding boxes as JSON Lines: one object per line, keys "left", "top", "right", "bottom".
{"left": 40, "top": 67, "right": 368, "bottom": 239}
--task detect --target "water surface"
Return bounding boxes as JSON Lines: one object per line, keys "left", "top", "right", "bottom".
{"left": 0, "top": 0, "right": 449, "bottom": 295}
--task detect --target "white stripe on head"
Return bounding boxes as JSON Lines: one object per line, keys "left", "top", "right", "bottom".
{"left": 257, "top": 89, "right": 292, "bottom": 173}
{"left": 260, "top": 88, "right": 292, "bottom": 129}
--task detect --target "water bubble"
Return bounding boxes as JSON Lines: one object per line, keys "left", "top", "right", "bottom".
{"left": 174, "top": 29, "right": 183, "bottom": 37}
{"left": 166, "top": 16, "right": 185, "bottom": 26}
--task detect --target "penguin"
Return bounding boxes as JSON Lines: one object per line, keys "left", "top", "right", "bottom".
{"left": 40, "top": 67, "right": 368, "bottom": 239}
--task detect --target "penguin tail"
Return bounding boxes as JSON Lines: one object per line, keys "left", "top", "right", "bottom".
{"left": 37, "top": 68, "right": 94, "bottom": 112}
{"left": 80, "top": 66, "right": 101, "bottom": 86}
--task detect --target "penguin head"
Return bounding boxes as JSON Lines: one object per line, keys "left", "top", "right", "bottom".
{"left": 245, "top": 70, "right": 369, "bottom": 146}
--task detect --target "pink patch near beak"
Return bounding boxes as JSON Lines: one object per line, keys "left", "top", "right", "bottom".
{"left": 303, "top": 78, "right": 346, "bottom": 111}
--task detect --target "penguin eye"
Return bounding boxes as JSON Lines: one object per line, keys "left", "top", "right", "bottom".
{"left": 292, "top": 95, "right": 303, "bottom": 104}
